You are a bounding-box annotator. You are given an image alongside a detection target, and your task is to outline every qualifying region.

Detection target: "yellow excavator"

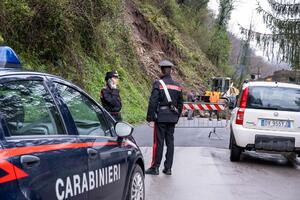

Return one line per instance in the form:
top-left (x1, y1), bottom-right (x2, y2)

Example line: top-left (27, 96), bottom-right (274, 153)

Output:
top-left (202, 77), bottom-right (239, 108)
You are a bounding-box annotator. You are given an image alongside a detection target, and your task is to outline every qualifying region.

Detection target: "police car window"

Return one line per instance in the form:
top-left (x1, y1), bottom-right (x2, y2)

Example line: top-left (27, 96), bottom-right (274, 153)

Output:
top-left (55, 83), bottom-right (111, 136)
top-left (0, 80), bottom-right (65, 136)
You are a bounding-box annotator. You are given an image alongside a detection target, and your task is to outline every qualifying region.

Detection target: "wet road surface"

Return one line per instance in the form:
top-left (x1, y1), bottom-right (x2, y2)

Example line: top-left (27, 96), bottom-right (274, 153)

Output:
top-left (133, 124), bottom-right (300, 200)
top-left (141, 147), bottom-right (300, 200)
top-left (133, 123), bottom-right (230, 148)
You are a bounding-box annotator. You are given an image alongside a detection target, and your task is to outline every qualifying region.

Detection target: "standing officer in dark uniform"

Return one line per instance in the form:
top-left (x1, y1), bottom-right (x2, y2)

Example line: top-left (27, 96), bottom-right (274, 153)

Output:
top-left (145, 60), bottom-right (183, 175)
top-left (100, 70), bottom-right (122, 121)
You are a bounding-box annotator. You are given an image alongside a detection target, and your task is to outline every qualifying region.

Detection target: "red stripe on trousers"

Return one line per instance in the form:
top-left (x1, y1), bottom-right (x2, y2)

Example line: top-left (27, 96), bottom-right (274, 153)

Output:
top-left (151, 123), bottom-right (157, 167)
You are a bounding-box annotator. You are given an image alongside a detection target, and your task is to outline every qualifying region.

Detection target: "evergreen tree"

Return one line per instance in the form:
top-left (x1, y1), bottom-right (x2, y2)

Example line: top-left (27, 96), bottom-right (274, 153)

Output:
top-left (240, 0), bottom-right (300, 70)
top-left (216, 0), bottom-right (234, 28)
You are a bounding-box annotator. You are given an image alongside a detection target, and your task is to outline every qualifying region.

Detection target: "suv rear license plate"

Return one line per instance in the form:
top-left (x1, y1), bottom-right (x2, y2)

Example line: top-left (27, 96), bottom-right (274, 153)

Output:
top-left (261, 119), bottom-right (291, 128)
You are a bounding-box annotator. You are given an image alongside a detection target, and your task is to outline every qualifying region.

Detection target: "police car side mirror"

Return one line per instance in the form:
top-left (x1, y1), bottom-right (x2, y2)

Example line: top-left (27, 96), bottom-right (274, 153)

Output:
top-left (115, 122), bottom-right (134, 138)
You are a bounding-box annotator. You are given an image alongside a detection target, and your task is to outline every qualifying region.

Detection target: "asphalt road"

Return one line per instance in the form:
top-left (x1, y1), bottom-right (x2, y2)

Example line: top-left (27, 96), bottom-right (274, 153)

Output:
top-left (132, 120), bottom-right (230, 148)
top-left (141, 147), bottom-right (300, 200)
top-left (132, 121), bottom-right (300, 200)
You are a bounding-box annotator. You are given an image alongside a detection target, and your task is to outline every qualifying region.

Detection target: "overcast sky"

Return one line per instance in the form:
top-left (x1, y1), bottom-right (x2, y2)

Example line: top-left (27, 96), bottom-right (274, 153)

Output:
top-left (207, 0), bottom-right (271, 36)
top-left (207, 0), bottom-right (291, 71)
top-left (207, 0), bottom-right (274, 57)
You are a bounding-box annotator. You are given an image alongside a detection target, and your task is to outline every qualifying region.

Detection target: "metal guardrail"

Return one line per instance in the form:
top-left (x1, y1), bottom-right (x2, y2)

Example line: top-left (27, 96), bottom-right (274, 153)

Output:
top-left (176, 102), bottom-right (229, 139)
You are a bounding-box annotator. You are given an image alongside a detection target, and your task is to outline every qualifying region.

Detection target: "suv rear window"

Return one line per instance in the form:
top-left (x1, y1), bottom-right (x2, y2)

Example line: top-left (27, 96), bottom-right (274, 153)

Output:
top-left (247, 86), bottom-right (300, 112)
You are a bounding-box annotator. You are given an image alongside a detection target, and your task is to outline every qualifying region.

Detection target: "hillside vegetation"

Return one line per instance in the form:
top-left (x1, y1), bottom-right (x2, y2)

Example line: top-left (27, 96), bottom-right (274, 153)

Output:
top-left (0, 0), bottom-right (230, 123)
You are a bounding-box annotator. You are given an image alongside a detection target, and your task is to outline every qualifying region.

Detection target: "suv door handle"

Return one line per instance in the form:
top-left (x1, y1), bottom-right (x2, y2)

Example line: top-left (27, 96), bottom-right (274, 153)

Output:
top-left (87, 148), bottom-right (98, 159)
top-left (20, 155), bottom-right (40, 168)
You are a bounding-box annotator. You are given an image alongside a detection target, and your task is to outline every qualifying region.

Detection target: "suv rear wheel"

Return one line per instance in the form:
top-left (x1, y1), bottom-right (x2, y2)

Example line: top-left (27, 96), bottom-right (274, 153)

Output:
top-left (230, 133), bottom-right (242, 162)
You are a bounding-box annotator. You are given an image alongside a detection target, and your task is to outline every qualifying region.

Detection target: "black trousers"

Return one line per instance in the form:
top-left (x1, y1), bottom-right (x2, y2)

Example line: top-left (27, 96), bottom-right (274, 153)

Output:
top-left (151, 122), bottom-right (175, 169)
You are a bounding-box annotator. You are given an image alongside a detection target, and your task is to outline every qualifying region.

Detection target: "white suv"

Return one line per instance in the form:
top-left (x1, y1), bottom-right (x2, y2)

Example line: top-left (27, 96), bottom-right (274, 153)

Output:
top-left (230, 81), bottom-right (300, 161)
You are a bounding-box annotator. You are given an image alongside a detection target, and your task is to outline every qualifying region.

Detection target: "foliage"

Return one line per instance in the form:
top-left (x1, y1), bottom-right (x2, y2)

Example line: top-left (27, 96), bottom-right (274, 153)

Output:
top-left (207, 0), bottom-right (234, 75)
top-left (0, 34), bottom-right (3, 44)
top-left (229, 32), bottom-right (274, 84)
top-left (240, 0), bottom-right (300, 70)
top-left (267, 0), bottom-right (300, 18)
top-left (177, 0), bottom-right (209, 10)
top-left (0, 0), bottom-right (233, 122)
top-left (216, 0), bottom-right (235, 28)
top-left (0, 0), bottom-right (150, 123)
top-left (146, 0), bottom-right (212, 52)
top-left (207, 28), bottom-right (232, 73)
top-left (136, 0), bottom-right (221, 86)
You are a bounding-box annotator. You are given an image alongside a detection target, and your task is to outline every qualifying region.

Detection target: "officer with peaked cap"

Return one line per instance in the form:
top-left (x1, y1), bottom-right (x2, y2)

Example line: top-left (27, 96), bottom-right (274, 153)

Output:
top-left (145, 60), bottom-right (183, 175)
top-left (100, 70), bottom-right (122, 121)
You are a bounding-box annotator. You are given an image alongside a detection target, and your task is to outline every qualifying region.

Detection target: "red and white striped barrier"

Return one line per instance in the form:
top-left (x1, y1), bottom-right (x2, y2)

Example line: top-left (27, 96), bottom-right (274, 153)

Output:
top-left (183, 103), bottom-right (225, 111)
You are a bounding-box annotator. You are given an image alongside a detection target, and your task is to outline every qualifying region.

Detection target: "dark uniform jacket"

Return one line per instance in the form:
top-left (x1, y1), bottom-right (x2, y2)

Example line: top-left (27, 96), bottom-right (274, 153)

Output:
top-left (100, 86), bottom-right (122, 116)
top-left (147, 75), bottom-right (183, 123)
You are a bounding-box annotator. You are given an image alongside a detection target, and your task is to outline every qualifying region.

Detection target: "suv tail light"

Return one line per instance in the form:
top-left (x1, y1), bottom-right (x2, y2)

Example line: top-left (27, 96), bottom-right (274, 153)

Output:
top-left (236, 108), bottom-right (245, 125)
top-left (236, 87), bottom-right (249, 125)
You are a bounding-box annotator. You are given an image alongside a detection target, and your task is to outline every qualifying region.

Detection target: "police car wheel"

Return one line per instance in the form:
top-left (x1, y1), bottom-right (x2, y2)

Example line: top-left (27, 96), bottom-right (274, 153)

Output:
top-left (127, 165), bottom-right (145, 200)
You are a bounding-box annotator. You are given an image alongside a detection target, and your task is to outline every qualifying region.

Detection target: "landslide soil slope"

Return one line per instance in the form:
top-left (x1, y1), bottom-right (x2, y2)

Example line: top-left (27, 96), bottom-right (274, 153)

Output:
top-left (123, 0), bottom-right (219, 92)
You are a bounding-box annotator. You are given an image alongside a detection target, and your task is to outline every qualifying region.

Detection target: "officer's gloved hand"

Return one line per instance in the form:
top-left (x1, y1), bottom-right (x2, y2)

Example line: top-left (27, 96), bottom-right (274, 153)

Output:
top-left (111, 83), bottom-right (117, 89)
top-left (108, 79), bottom-right (117, 89)
top-left (147, 121), bottom-right (155, 128)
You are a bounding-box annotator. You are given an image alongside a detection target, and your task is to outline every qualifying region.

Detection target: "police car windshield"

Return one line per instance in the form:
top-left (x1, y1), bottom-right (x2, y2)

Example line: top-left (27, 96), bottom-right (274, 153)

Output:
top-left (247, 86), bottom-right (300, 112)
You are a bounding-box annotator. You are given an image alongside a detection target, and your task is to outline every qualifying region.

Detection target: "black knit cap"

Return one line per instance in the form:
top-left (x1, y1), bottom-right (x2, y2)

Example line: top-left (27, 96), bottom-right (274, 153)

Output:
top-left (105, 70), bottom-right (119, 81)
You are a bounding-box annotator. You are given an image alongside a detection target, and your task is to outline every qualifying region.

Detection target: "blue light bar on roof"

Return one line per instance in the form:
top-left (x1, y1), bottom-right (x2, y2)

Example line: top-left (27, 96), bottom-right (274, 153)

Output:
top-left (0, 46), bottom-right (22, 69)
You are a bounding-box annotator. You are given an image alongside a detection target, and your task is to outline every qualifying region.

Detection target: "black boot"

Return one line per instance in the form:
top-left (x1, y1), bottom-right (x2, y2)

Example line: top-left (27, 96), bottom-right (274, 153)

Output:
top-left (162, 168), bottom-right (172, 175)
top-left (145, 167), bottom-right (159, 175)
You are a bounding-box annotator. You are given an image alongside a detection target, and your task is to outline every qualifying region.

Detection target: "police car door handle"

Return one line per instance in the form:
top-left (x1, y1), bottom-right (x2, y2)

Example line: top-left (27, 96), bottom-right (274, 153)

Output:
top-left (20, 155), bottom-right (40, 168)
top-left (87, 148), bottom-right (98, 159)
